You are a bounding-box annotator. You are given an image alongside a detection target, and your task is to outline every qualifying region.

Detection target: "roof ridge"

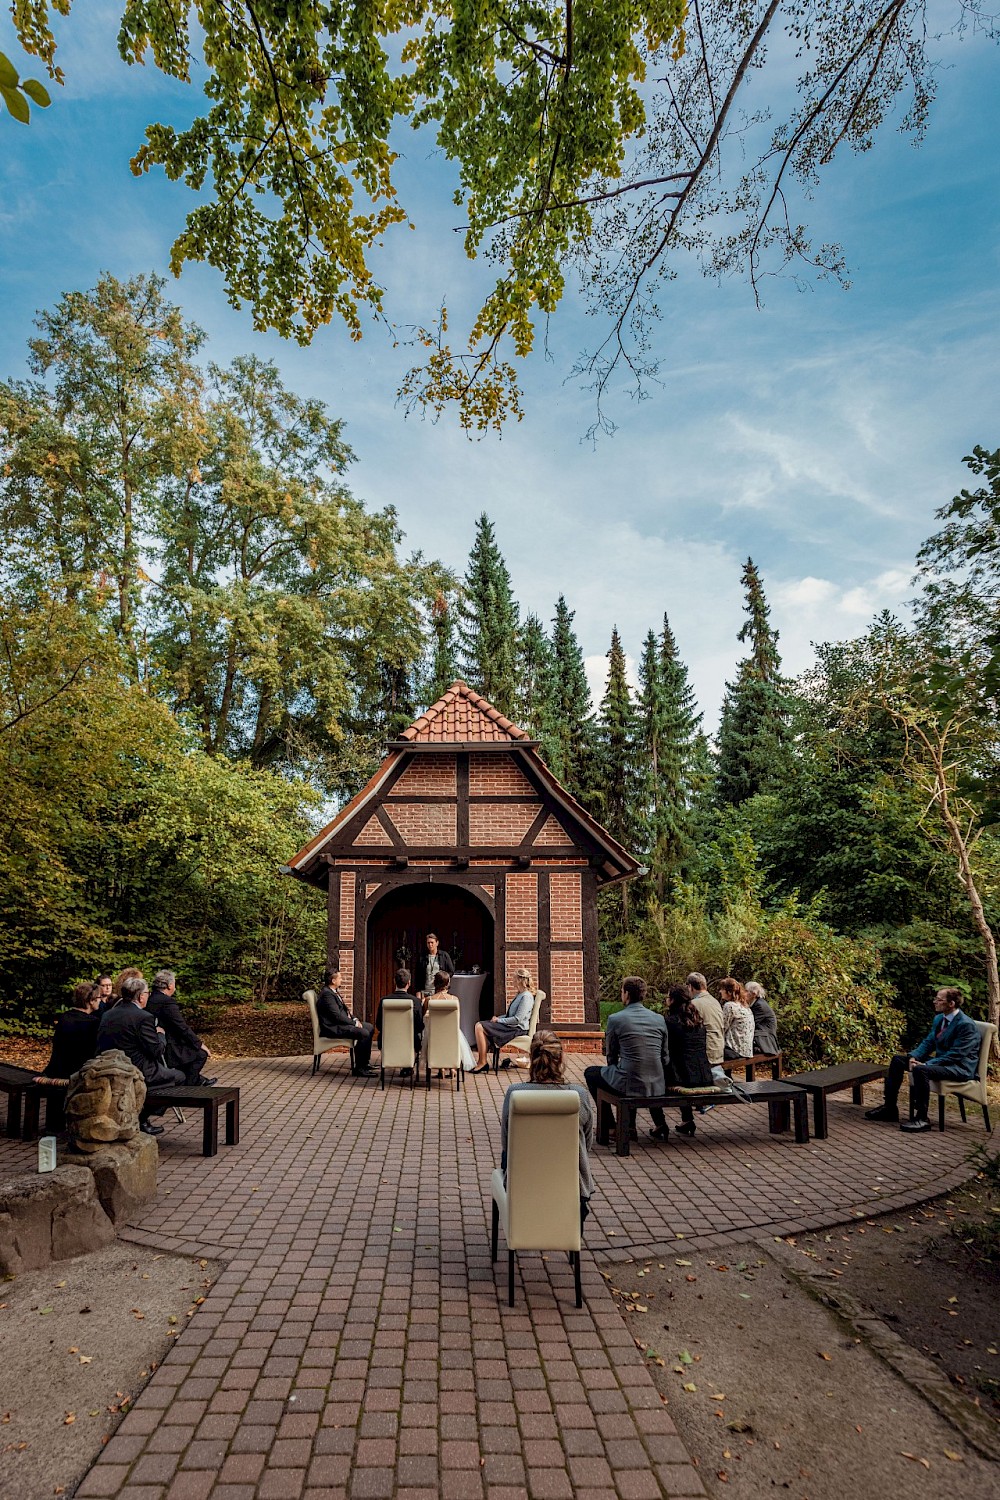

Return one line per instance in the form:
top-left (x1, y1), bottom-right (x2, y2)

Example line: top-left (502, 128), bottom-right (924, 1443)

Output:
top-left (400, 680), bottom-right (529, 743)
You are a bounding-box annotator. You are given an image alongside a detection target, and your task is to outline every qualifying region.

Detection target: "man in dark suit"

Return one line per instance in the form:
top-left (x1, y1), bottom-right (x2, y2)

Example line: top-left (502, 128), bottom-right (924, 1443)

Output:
top-left (317, 967), bottom-right (376, 1075)
top-left (867, 986), bottom-right (982, 1132)
top-left (96, 976), bottom-right (184, 1134)
top-left (375, 968), bottom-right (424, 1068)
top-left (583, 976), bottom-right (672, 1140)
top-left (146, 969), bottom-right (216, 1087)
top-left (413, 933), bottom-right (454, 999)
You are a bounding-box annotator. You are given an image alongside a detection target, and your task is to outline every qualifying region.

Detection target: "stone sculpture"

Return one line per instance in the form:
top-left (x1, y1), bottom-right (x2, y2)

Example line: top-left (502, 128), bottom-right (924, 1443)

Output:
top-left (65, 1050), bottom-right (146, 1152)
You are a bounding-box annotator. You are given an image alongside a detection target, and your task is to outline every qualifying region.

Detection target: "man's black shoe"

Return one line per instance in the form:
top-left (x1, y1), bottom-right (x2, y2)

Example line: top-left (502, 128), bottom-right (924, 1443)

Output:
top-left (140, 1121), bottom-right (164, 1136)
top-left (198, 1076), bottom-right (218, 1087)
top-left (900, 1117), bottom-right (932, 1133)
top-left (400, 1068), bottom-right (412, 1078)
top-left (353, 1066), bottom-right (377, 1077)
top-left (864, 1104), bottom-right (899, 1122)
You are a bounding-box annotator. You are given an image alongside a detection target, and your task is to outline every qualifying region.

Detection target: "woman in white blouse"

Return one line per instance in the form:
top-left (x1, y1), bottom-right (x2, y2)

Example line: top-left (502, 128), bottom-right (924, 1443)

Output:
top-left (718, 977), bottom-right (755, 1059)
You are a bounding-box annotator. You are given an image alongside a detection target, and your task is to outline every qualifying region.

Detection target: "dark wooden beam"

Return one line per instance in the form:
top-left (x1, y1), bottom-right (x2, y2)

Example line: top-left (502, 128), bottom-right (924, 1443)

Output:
top-left (538, 872), bottom-right (552, 1027)
top-left (457, 753), bottom-right (470, 847)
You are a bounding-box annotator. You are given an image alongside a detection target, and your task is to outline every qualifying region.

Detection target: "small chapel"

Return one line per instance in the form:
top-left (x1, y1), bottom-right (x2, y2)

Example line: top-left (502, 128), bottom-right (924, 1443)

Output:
top-left (284, 682), bottom-right (639, 1035)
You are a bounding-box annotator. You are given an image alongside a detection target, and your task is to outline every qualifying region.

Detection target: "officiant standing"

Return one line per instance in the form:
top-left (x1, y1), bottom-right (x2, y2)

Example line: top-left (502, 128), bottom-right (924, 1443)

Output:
top-left (414, 932), bottom-right (455, 999)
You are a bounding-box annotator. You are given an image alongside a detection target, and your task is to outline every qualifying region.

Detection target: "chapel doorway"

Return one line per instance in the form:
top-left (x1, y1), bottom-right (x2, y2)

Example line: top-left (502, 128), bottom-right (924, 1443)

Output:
top-left (365, 883), bottom-right (494, 1024)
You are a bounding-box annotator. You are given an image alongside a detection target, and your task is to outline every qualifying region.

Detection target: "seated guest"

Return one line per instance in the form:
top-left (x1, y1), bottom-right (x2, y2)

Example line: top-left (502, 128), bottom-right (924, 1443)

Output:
top-left (375, 967), bottom-right (423, 1075)
top-left (414, 932), bottom-right (455, 1000)
top-left (317, 967), bottom-right (376, 1076)
top-left (93, 974), bottom-right (114, 1012)
top-left (111, 966), bottom-right (144, 1004)
top-left (866, 987), bottom-right (981, 1132)
top-left (146, 970), bottom-right (216, 1087)
top-left (718, 978), bottom-right (755, 1059)
top-left (471, 968), bottom-right (536, 1074)
top-left (502, 1030), bottom-right (595, 1225)
top-left (664, 984), bottom-right (714, 1139)
top-left (34, 982), bottom-right (101, 1083)
top-left (96, 975), bottom-right (185, 1135)
top-left (583, 976), bottom-right (671, 1140)
top-left (745, 981), bottom-right (779, 1056)
top-left (687, 972), bottom-right (726, 1081)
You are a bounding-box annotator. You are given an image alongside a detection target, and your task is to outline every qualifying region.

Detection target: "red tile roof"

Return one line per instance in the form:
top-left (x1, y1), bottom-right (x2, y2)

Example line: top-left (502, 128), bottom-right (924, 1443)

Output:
top-left (399, 681), bottom-right (531, 744)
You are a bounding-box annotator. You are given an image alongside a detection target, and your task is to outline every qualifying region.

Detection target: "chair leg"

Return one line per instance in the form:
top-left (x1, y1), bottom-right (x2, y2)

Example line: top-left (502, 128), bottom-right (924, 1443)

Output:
top-left (983, 1103), bottom-right (992, 1134)
top-left (426, 1063), bottom-right (431, 1090)
top-left (313, 1054), bottom-right (319, 1076)
top-left (456, 1066), bottom-right (462, 1093)
top-left (508, 1251), bottom-right (515, 1307)
top-left (958, 1096), bottom-right (967, 1123)
top-left (491, 1200), bottom-right (499, 1262)
top-left (938, 1094), bottom-right (946, 1132)
top-left (380, 1067), bottom-right (385, 1091)
top-left (492, 1047), bottom-right (500, 1074)
top-left (573, 1251), bottom-right (582, 1309)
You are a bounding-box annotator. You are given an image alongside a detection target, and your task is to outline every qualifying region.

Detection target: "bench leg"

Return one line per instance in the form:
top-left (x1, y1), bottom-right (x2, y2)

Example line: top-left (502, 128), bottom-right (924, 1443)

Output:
top-left (4, 1089), bottom-right (23, 1139)
top-left (768, 1100), bottom-right (790, 1134)
top-left (745, 1062), bottom-right (756, 1081)
top-left (615, 1101), bottom-right (631, 1158)
top-left (770, 1058), bottom-right (781, 1081)
top-left (21, 1089), bottom-right (41, 1141)
top-left (793, 1094), bottom-right (810, 1144)
top-left (202, 1103), bottom-right (220, 1157)
top-left (226, 1097), bottom-right (239, 1146)
top-left (813, 1093), bottom-right (828, 1141)
top-left (852, 1082), bottom-right (863, 1104)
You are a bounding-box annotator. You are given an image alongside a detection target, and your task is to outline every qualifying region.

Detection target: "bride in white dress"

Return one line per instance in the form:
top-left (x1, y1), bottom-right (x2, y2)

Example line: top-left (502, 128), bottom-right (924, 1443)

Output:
top-left (424, 974), bottom-right (476, 1073)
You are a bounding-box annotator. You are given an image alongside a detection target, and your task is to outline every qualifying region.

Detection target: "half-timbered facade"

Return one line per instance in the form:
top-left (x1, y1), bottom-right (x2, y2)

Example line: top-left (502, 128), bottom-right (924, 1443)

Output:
top-left (284, 682), bottom-right (639, 1030)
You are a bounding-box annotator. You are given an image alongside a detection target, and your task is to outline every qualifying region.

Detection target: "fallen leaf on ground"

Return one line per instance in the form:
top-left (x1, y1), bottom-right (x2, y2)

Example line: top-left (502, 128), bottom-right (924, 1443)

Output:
top-left (901, 1453), bottom-right (930, 1469)
top-left (943, 1450), bottom-right (964, 1463)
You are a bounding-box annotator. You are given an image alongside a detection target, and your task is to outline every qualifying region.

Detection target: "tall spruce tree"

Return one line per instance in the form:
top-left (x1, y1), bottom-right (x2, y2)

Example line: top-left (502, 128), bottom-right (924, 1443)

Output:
top-left (637, 614), bottom-right (703, 894)
top-left (516, 613), bottom-right (558, 756)
top-left (595, 628), bottom-right (642, 922)
top-left (716, 558), bottom-right (790, 806)
top-left (457, 513), bottom-right (519, 716)
top-left (428, 590), bottom-right (459, 703)
top-left (548, 595), bottom-right (593, 800)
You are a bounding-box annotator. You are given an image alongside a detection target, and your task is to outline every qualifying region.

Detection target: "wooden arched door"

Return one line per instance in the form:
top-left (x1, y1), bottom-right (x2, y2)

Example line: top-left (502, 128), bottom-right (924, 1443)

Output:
top-left (365, 882), bottom-right (494, 1023)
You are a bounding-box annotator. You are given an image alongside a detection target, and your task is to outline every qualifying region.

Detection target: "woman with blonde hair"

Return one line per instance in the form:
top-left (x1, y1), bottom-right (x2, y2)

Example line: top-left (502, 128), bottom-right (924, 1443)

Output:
top-left (499, 1029), bottom-right (595, 1222)
top-left (718, 977), bottom-right (755, 1060)
top-left (471, 966), bottom-right (536, 1074)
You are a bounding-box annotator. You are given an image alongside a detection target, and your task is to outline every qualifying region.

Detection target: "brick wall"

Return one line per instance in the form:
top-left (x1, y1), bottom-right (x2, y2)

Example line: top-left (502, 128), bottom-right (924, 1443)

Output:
top-left (388, 802), bottom-right (457, 847)
top-left (470, 802), bottom-right (539, 844)
top-left (549, 872), bottom-right (582, 942)
top-left (549, 950), bottom-right (585, 1024)
top-left (339, 879), bottom-right (356, 943)
top-left (339, 950), bottom-right (355, 1008)
top-left (356, 816), bottom-right (392, 846)
top-left (534, 815), bottom-right (574, 847)
top-left (504, 873), bottom-right (538, 942)
top-left (366, 883), bottom-right (381, 901)
top-left (392, 757), bottom-right (457, 796)
top-left (469, 754), bottom-right (535, 797)
top-left (504, 950), bottom-right (538, 996)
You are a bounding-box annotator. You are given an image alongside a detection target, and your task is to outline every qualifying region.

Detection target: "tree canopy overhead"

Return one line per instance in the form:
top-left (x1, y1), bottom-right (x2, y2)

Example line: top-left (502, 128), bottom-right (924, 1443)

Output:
top-left (11, 1), bottom-right (990, 430)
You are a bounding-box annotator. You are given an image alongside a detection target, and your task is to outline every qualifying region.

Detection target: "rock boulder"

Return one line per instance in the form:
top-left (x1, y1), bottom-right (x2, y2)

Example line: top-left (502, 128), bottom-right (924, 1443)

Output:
top-left (64, 1134), bottom-right (158, 1224)
top-left (0, 1166), bottom-right (115, 1274)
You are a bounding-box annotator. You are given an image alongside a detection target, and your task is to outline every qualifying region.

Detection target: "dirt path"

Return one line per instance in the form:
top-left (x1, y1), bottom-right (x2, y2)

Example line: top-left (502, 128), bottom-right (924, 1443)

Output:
top-left (605, 1233), bottom-right (999, 1499)
top-left (0, 1242), bottom-right (217, 1500)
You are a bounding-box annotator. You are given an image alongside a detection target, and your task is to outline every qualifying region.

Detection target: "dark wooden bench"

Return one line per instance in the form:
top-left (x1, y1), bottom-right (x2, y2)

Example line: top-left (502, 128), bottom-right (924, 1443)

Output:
top-left (0, 1063), bottom-right (35, 1138)
top-left (596, 1079), bottom-right (809, 1157)
top-left (144, 1084), bottom-right (240, 1157)
top-left (780, 1062), bottom-right (888, 1140)
top-left (721, 1051), bottom-right (782, 1081)
top-left (22, 1078), bottom-right (68, 1138)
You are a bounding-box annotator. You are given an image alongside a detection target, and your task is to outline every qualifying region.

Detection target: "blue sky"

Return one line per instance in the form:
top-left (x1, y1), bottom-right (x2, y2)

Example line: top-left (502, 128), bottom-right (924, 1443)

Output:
top-left (2, 7), bottom-right (998, 725)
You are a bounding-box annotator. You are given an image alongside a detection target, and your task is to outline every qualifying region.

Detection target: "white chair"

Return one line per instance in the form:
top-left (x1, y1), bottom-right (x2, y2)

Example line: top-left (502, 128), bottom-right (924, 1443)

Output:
top-left (491, 1089), bottom-right (583, 1307)
top-left (491, 990), bottom-right (546, 1073)
top-left (424, 997), bottom-right (464, 1091)
top-left (928, 1020), bottom-right (996, 1133)
top-left (380, 997), bottom-right (417, 1090)
top-left (303, 989), bottom-right (355, 1076)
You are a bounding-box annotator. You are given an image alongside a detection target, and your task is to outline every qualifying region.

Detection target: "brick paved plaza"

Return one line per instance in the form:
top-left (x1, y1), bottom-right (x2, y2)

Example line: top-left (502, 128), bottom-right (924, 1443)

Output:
top-left (0, 1054), bottom-right (980, 1499)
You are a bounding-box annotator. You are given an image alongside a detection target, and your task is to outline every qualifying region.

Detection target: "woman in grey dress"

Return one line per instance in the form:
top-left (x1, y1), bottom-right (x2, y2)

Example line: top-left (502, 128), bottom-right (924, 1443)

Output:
top-left (500, 1030), bottom-right (594, 1224)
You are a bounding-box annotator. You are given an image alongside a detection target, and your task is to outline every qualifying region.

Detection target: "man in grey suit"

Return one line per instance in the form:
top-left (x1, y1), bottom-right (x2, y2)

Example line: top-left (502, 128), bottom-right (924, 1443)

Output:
top-left (584, 976), bottom-right (672, 1140)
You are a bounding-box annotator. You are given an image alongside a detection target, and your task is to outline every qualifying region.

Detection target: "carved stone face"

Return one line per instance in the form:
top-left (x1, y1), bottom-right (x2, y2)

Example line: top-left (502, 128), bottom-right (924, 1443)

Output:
top-left (65, 1051), bottom-right (146, 1153)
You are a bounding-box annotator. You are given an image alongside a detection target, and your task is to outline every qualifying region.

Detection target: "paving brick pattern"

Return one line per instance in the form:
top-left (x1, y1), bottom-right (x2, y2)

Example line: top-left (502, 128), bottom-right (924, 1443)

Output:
top-left (0, 1054), bottom-right (979, 1499)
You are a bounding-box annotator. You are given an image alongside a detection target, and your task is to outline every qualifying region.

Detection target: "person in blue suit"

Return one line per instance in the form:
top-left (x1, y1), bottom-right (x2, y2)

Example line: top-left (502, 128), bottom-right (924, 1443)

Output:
top-left (866, 987), bottom-right (981, 1133)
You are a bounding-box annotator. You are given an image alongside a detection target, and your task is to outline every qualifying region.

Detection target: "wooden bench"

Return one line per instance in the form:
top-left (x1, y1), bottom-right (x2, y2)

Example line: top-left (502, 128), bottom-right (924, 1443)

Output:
top-left (22, 1079), bottom-right (68, 1138)
top-left (595, 1079), bottom-right (810, 1157)
top-left (144, 1084), bottom-right (240, 1157)
top-left (0, 1063), bottom-right (35, 1138)
top-left (780, 1062), bottom-right (888, 1140)
top-left (721, 1051), bottom-right (782, 1081)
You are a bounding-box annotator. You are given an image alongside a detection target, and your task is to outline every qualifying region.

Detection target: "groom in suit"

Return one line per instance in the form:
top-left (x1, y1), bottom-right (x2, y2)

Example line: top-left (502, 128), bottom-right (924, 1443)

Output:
top-left (316, 968), bottom-right (376, 1076)
top-left (866, 987), bottom-right (981, 1132)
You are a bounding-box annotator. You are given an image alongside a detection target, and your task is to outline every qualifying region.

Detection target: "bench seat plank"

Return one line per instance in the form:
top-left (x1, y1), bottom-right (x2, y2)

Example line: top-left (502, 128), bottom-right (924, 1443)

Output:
top-left (144, 1084), bottom-right (240, 1157)
top-left (596, 1081), bottom-right (809, 1156)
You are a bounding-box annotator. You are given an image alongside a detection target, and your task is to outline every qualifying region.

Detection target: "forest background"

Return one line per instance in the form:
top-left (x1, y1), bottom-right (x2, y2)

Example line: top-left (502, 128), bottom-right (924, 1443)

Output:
top-left (2, 273), bottom-right (999, 1070)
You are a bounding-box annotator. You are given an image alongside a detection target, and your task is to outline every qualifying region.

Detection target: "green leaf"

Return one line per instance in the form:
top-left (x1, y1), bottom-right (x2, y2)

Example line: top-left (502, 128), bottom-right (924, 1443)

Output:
top-left (22, 79), bottom-right (51, 108)
top-left (0, 52), bottom-right (18, 89)
top-left (1, 84), bottom-right (30, 124)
